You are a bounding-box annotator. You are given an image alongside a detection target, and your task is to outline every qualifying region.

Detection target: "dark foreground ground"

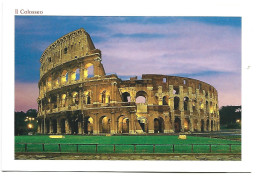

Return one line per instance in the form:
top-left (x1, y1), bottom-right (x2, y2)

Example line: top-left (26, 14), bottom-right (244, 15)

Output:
top-left (15, 152), bottom-right (241, 161)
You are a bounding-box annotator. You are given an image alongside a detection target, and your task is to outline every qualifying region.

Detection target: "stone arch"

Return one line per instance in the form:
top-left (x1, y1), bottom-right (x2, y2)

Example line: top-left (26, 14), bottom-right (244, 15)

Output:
top-left (206, 119), bottom-right (210, 131)
top-left (136, 91), bottom-right (147, 104)
top-left (193, 119), bottom-right (199, 132)
top-left (61, 94), bottom-right (66, 107)
top-left (201, 119), bottom-right (205, 132)
top-left (47, 76), bottom-right (52, 90)
top-left (163, 96), bottom-right (168, 105)
top-left (60, 118), bottom-right (66, 134)
top-left (184, 118), bottom-right (190, 132)
top-left (83, 91), bottom-right (91, 104)
top-left (174, 117), bottom-right (181, 132)
top-left (192, 99), bottom-right (197, 112)
top-left (52, 119), bottom-right (57, 134)
top-left (154, 117), bottom-right (164, 133)
top-left (61, 70), bottom-right (68, 84)
top-left (84, 63), bottom-right (94, 79)
top-left (173, 87), bottom-right (179, 94)
top-left (71, 68), bottom-right (80, 81)
top-left (99, 116), bottom-right (111, 133)
top-left (184, 97), bottom-right (189, 111)
top-left (137, 116), bottom-right (147, 132)
top-left (174, 97), bottom-right (180, 110)
top-left (117, 115), bottom-right (129, 133)
top-left (72, 91), bottom-right (79, 105)
top-left (84, 116), bottom-right (94, 134)
top-left (122, 92), bottom-right (131, 102)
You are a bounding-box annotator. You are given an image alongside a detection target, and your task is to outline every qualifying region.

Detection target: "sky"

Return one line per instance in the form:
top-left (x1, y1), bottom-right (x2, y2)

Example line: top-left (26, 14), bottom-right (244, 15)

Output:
top-left (15, 16), bottom-right (241, 112)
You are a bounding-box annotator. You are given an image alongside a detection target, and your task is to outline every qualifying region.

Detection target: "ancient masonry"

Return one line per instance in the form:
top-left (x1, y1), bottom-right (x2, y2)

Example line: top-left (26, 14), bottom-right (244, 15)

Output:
top-left (37, 28), bottom-right (220, 135)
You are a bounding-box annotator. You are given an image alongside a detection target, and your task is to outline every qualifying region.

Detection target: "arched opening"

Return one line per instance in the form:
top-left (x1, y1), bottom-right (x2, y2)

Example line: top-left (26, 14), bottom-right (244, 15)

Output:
top-left (61, 119), bottom-right (66, 134)
top-left (71, 68), bottom-right (80, 81)
top-left (71, 118), bottom-right (78, 134)
top-left (206, 119), bottom-right (210, 131)
top-left (154, 117), bottom-right (164, 133)
top-left (136, 91), bottom-right (147, 104)
top-left (201, 120), bottom-right (205, 132)
top-left (137, 116), bottom-right (146, 132)
top-left (99, 116), bottom-right (111, 133)
top-left (174, 117), bottom-right (181, 132)
top-left (83, 91), bottom-right (91, 104)
top-left (47, 77), bottom-right (52, 90)
top-left (211, 120), bottom-right (214, 131)
top-left (61, 94), bottom-right (66, 107)
top-left (54, 78), bottom-right (59, 88)
top-left (193, 100), bottom-right (197, 112)
top-left (46, 119), bottom-right (50, 134)
top-left (100, 90), bottom-right (110, 103)
top-left (72, 92), bottom-right (79, 105)
top-left (118, 116), bottom-right (129, 133)
top-left (61, 70), bottom-right (68, 84)
top-left (84, 116), bottom-right (93, 134)
top-left (122, 92), bottom-right (131, 102)
top-left (193, 119), bottom-right (198, 132)
top-left (84, 63), bottom-right (94, 79)
top-left (206, 101), bottom-right (209, 111)
top-left (184, 97), bottom-right (189, 111)
top-left (163, 96), bottom-right (168, 105)
top-left (174, 97), bottom-right (180, 110)
top-left (173, 87), bottom-right (179, 94)
top-left (52, 119), bottom-right (57, 134)
top-left (210, 102), bottom-right (213, 114)
top-left (184, 118), bottom-right (190, 132)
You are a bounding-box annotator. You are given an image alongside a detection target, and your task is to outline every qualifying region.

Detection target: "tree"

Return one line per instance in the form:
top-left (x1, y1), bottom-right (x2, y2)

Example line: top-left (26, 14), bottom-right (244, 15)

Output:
top-left (219, 106), bottom-right (241, 129)
top-left (15, 109), bottom-right (38, 135)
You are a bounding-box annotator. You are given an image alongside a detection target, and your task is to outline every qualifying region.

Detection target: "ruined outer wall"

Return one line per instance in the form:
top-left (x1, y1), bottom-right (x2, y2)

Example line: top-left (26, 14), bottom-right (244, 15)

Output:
top-left (37, 28), bottom-right (220, 135)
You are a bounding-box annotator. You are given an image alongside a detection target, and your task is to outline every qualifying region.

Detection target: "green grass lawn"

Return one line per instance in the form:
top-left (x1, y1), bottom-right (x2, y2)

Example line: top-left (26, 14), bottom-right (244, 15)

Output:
top-left (15, 135), bottom-right (241, 154)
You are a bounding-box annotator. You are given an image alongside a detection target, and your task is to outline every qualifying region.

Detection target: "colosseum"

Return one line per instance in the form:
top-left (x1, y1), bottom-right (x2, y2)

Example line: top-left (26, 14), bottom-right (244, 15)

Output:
top-left (37, 28), bottom-right (220, 135)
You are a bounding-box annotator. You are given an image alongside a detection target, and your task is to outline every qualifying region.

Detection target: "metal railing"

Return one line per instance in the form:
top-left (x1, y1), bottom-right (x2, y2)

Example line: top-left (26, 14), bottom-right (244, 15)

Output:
top-left (16, 143), bottom-right (241, 154)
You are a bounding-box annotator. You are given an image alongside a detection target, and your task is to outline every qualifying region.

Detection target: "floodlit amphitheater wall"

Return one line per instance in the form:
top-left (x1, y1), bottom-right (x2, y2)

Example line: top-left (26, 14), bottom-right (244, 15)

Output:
top-left (37, 28), bottom-right (220, 135)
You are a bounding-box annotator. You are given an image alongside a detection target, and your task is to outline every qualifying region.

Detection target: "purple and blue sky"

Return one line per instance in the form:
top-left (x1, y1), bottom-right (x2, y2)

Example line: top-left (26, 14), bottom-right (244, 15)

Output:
top-left (15, 16), bottom-right (241, 112)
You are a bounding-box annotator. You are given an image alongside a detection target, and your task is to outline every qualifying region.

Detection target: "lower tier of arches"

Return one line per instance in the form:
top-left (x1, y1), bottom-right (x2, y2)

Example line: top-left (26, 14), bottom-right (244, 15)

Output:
top-left (37, 111), bottom-right (220, 135)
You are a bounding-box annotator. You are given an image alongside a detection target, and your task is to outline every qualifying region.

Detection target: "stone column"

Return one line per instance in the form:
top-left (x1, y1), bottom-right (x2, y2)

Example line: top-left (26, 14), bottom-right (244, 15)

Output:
top-left (189, 117), bottom-right (194, 132)
top-left (93, 113), bottom-right (99, 134)
top-left (158, 86), bottom-right (163, 105)
top-left (78, 121), bottom-right (82, 134)
top-left (197, 119), bottom-right (201, 132)
top-left (148, 115), bottom-right (154, 133)
top-left (179, 86), bottom-right (184, 111)
top-left (49, 120), bottom-right (53, 134)
top-left (79, 90), bottom-right (82, 109)
top-left (44, 117), bottom-right (47, 134)
top-left (129, 111), bottom-right (136, 134)
top-left (110, 112), bottom-right (116, 134)
top-left (65, 119), bottom-right (71, 134)
top-left (80, 63), bottom-right (84, 81)
top-left (57, 94), bottom-right (60, 111)
top-left (164, 113), bottom-right (173, 133)
top-left (147, 86), bottom-right (153, 105)
top-left (180, 111), bottom-right (185, 132)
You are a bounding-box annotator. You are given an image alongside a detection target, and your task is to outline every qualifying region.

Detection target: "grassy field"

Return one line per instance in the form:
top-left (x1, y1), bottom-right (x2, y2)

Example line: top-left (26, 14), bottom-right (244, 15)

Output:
top-left (15, 135), bottom-right (241, 154)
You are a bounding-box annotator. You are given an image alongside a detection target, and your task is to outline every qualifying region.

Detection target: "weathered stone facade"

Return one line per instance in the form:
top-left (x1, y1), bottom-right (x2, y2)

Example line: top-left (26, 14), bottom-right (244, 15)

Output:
top-left (37, 28), bottom-right (220, 135)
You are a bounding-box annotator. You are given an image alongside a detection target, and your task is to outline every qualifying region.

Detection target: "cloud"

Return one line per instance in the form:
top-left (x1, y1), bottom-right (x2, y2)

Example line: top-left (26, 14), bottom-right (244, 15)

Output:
top-left (93, 21), bottom-right (240, 77)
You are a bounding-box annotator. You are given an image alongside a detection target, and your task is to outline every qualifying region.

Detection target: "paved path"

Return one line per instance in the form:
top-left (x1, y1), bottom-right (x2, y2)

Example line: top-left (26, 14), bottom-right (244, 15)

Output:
top-left (15, 153), bottom-right (241, 161)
